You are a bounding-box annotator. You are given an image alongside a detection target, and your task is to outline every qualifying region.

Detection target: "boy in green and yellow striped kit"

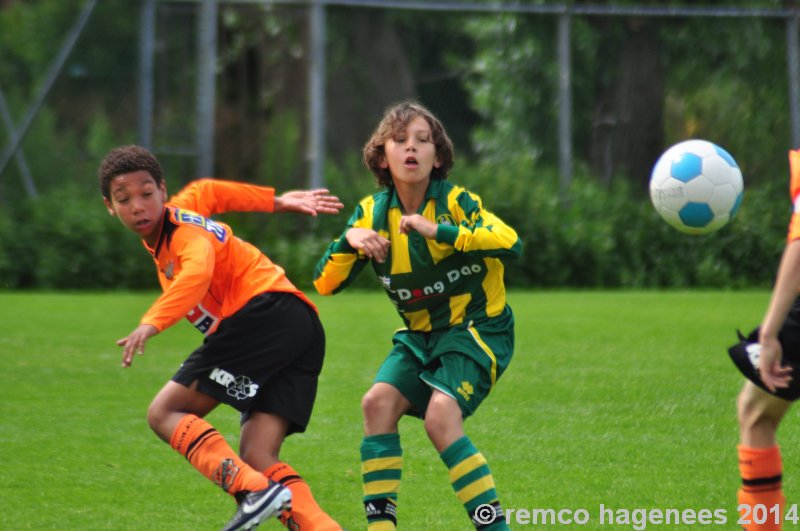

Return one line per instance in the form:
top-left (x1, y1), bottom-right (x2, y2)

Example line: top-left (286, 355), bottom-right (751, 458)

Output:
top-left (314, 101), bottom-right (521, 530)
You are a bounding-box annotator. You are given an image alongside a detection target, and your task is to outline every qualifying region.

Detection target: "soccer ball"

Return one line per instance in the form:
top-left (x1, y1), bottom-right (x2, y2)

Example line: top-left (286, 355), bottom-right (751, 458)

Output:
top-left (649, 139), bottom-right (744, 235)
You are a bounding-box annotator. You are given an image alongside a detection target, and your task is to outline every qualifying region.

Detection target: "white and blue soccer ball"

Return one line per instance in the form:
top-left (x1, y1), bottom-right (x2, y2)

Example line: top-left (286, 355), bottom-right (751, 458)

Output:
top-left (649, 139), bottom-right (744, 235)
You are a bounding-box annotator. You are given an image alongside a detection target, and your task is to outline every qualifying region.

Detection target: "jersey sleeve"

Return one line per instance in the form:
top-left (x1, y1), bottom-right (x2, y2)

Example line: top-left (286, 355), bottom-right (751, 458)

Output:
top-left (168, 179), bottom-right (275, 217)
top-left (434, 187), bottom-right (523, 259)
top-left (789, 150), bottom-right (800, 242)
top-left (313, 203), bottom-right (371, 295)
top-left (140, 229), bottom-right (215, 331)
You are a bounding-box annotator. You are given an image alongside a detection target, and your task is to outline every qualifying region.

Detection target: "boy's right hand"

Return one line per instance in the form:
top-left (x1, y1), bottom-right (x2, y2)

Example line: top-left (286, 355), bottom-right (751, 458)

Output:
top-left (117, 324), bottom-right (159, 368)
top-left (346, 228), bottom-right (390, 263)
top-left (758, 336), bottom-right (793, 392)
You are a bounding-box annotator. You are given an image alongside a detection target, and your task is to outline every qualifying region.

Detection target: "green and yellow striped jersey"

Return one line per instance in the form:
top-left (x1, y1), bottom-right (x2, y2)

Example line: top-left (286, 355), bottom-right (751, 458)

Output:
top-left (313, 179), bottom-right (522, 332)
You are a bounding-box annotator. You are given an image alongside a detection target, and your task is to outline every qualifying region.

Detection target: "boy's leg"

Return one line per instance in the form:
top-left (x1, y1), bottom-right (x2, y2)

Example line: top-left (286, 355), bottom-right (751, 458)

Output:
top-left (737, 381), bottom-right (792, 531)
top-left (426, 391), bottom-right (508, 530)
top-left (240, 411), bottom-right (341, 530)
top-left (149, 381), bottom-right (272, 496)
top-left (360, 383), bottom-right (413, 530)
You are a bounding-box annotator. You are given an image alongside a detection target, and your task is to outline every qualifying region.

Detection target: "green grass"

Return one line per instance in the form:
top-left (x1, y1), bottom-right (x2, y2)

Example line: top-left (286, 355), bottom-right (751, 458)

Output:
top-left (0, 290), bottom-right (794, 530)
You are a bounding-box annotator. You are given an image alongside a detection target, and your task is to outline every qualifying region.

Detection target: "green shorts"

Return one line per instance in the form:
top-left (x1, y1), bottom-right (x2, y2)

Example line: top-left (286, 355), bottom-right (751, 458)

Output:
top-left (374, 305), bottom-right (514, 419)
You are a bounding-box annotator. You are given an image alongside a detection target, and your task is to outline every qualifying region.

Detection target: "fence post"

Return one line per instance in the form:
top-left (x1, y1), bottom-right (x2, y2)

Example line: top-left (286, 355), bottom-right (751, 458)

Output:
top-left (557, 8), bottom-right (573, 201)
top-left (788, 12), bottom-right (800, 149)
top-left (196, 0), bottom-right (217, 177)
top-left (138, 0), bottom-right (156, 150)
top-left (308, 0), bottom-right (327, 189)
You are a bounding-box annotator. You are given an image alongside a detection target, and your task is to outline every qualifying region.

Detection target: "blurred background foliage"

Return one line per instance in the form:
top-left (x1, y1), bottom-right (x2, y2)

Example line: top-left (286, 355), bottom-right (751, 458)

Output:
top-left (0, 0), bottom-right (796, 290)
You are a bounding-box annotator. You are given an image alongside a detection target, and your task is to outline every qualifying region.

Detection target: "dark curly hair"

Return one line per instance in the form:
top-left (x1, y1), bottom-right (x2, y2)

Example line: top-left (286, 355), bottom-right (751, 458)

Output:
top-left (98, 145), bottom-right (164, 199)
top-left (363, 101), bottom-right (455, 188)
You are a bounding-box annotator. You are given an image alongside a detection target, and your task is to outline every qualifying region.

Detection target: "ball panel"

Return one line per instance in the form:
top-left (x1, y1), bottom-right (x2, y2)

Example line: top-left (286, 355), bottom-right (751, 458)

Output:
top-left (679, 202), bottom-right (715, 229)
top-left (650, 178), bottom-right (688, 212)
top-left (708, 184), bottom-right (739, 215)
top-left (685, 174), bottom-right (715, 201)
top-left (671, 153), bottom-right (703, 183)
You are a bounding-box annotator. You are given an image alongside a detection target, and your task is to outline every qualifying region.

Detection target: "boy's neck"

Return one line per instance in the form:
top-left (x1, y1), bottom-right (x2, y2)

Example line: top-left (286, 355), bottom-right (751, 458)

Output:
top-left (394, 181), bottom-right (428, 215)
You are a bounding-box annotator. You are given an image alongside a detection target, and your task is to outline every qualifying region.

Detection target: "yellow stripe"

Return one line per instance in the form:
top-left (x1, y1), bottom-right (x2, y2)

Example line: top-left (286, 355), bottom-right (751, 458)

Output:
top-left (468, 326), bottom-right (497, 386)
top-left (387, 208), bottom-right (412, 274)
top-left (362, 456), bottom-right (403, 474)
top-left (313, 251), bottom-right (358, 295)
top-left (455, 476), bottom-right (496, 504)
top-left (448, 453), bottom-right (487, 483)
top-left (481, 257), bottom-right (506, 317)
top-left (424, 200), bottom-right (455, 265)
top-left (364, 479), bottom-right (402, 496)
top-left (359, 196), bottom-right (376, 229)
top-left (449, 293), bottom-right (471, 326)
top-left (368, 521), bottom-right (397, 531)
top-left (404, 308), bottom-right (432, 331)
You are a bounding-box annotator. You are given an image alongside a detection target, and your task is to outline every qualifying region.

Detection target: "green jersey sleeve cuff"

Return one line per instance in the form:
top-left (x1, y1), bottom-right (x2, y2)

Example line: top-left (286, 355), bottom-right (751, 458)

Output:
top-left (435, 224), bottom-right (459, 245)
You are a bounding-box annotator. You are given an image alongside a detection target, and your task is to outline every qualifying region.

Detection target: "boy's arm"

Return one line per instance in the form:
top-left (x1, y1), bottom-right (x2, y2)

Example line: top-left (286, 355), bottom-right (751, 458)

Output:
top-left (758, 149), bottom-right (800, 390)
top-left (169, 179), bottom-right (274, 216)
top-left (758, 240), bottom-right (800, 391)
top-left (404, 188), bottom-right (522, 258)
top-left (313, 205), bottom-right (377, 295)
top-left (140, 232), bottom-right (215, 333)
top-left (168, 179), bottom-right (341, 218)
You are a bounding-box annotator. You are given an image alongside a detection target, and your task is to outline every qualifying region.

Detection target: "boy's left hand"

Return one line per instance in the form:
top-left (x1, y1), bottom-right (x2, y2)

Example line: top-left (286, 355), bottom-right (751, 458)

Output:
top-left (275, 189), bottom-right (344, 217)
top-left (117, 324), bottom-right (159, 368)
top-left (399, 214), bottom-right (437, 239)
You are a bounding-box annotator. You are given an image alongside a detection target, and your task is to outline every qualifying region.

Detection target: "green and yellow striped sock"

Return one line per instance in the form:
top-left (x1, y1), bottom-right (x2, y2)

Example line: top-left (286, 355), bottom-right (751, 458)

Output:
top-left (441, 435), bottom-right (508, 530)
top-left (361, 433), bottom-right (402, 530)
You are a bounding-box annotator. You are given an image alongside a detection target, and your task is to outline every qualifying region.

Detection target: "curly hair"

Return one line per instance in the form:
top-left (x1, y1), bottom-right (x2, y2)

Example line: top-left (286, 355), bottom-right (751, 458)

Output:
top-left (363, 101), bottom-right (455, 188)
top-left (98, 145), bottom-right (164, 199)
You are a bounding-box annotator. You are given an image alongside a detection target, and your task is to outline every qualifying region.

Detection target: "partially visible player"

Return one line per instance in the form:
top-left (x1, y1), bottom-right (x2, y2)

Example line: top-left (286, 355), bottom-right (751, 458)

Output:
top-left (728, 150), bottom-right (800, 531)
top-left (99, 145), bottom-right (343, 531)
top-left (313, 101), bottom-right (521, 530)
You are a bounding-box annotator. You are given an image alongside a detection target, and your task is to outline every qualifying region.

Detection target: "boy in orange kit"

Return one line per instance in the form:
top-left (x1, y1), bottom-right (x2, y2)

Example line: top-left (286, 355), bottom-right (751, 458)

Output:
top-left (99, 145), bottom-right (343, 531)
top-left (729, 149), bottom-right (800, 530)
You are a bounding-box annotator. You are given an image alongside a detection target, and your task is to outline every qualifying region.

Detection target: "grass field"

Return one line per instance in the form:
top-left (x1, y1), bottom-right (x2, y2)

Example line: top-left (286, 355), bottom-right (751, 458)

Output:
top-left (0, 290), bottom-right (795, 530)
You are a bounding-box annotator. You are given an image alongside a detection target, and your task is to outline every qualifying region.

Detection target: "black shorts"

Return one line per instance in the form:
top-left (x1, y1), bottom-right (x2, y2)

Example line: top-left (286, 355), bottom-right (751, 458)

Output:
top-left (173, 292), bottom-right (325, 435)
top-left (728, 309), bottom-right (800, 401)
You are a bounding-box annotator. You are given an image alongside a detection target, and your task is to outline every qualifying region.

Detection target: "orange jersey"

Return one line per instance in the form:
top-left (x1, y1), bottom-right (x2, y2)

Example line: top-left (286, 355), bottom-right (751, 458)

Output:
top-left (789, 150), bottom-right (800, 242)
top-left (139, 179), bottom-right (315, 335)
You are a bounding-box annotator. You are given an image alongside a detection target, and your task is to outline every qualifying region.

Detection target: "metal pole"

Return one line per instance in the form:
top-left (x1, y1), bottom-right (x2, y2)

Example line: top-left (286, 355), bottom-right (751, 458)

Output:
top-left (788, 14), bottom-right (800, 149)
top-left (557, 10), bottom-right (573, 199)
top-left (0, 0), bottom-right (98, 180)
top-left (196, 0), bottom-right (217, 176)
top-left (0, 88), bottom-right (36, 197)
top-left (138, 0), bottom-right (156, 149)
top-left (308, 0), bottom-right (326, 188)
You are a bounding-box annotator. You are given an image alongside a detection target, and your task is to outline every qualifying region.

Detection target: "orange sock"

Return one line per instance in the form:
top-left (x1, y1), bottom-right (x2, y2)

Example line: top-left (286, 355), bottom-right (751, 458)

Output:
top-left (170, 414), bottom-right (269, 497)
top-left (264, 462), bottom-right (341, 530)
top-left (738, 445), bottom-right (785, 531)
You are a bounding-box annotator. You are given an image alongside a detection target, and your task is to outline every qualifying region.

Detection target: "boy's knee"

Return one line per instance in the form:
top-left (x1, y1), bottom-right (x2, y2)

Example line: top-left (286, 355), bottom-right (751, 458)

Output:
top-left (736, 384), bottom-right (786, 436)
top-left (361, 388), bottom-right (387, 421)
top-left (361, 385), bottom-right (405, 422)
top-left (146, 400), bottom-right (167, 434)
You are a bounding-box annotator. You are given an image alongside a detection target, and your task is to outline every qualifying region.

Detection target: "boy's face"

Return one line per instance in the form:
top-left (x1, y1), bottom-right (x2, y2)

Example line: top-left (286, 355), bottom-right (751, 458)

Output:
top-left (103, 170), bottom-right (167, 245)
top-left (380, 115), bottom-right (440, 187)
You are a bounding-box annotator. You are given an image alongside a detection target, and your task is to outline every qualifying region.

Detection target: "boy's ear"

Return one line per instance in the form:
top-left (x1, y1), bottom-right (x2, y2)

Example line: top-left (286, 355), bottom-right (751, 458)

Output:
top-left (159, 179), bottom-right (168, 200)
top-left (379, 155), bottom-right (389, 169)
top-left (434, 158), bottom-right (442, 169)
top-left (103, 197), bottom-right (116, 216)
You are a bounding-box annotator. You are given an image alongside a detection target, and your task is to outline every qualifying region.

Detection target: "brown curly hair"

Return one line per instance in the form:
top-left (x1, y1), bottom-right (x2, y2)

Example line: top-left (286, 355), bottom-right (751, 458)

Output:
top-left (363, 101), bottom-right (455, 188)
top-left (98, 145), bottom-right (164, 199)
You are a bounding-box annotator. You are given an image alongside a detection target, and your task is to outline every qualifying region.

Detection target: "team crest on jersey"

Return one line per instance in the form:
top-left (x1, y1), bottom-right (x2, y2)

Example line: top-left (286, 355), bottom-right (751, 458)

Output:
top-left (437, 213), bottom-right (457, 226)
top-left (378, 275), bottom-right (392, 289)
top-left (164, 260), bottom-right (175, 280)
